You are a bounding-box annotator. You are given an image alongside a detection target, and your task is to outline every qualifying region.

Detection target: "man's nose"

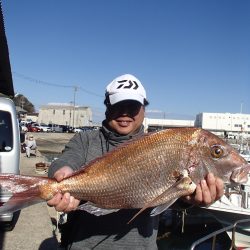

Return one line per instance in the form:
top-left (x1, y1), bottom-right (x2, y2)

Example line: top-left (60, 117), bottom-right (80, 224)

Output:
top-left (119, 106), bottom-right (130, 115)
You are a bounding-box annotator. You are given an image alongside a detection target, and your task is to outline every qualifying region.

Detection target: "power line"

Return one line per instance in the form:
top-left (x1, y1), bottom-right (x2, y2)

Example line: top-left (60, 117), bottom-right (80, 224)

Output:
top-left (13, 71), bottom-right (72, 88)
top-left (78, 86), bottom-right (103, 97)
top-left (13, 71), bottom-right (103, 98)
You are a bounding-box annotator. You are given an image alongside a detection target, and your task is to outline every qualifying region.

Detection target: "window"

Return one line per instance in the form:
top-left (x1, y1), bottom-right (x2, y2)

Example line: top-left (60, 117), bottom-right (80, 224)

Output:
top-left (234, 124), bottom-right (242, 128)
top-left (0, 111), bottom-right (13, 152)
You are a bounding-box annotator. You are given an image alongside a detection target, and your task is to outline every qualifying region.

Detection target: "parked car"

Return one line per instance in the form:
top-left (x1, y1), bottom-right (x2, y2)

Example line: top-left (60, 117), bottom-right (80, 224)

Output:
top-left (0, 97), bottom-right (21, 230)
top-left (48, 124), bottom-right (63, 133)
top-left (26, 123), bottom-right (41, 132)
top-left (73, 127), bottom-right (83, 133)
top-left (60, 125), bottom-right (74, 133)
top-left (37, 124), bottom-right (52, 132)
top-left (80, 126), bottom-right (95, 131)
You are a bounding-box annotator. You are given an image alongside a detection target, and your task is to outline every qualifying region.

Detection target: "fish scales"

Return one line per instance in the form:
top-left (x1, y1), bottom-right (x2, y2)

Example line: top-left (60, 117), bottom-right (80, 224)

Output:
top-left (46, 128), bottom-right (246, 208)
top-left (54, 128), bottom-right (199, 208)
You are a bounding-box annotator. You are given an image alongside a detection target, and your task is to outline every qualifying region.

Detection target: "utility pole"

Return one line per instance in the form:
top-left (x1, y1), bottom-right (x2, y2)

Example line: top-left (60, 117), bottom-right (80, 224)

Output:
top-left (72, 86), bottom-right (77, 128)
top-left (19, 96), bottom-right (25, 110)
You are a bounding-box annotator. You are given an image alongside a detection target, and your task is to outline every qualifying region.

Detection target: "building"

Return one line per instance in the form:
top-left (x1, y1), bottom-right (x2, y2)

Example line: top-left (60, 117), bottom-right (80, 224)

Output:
top-left (26, 113), bottom-right (39, 123)
top-left (16, 106), bottom-right (27, 119)
top-left (143, 112), bottom-right (250, 138)
top-left (38, 103), bottom-right (92, 127)
top-left (195, 112), bottom-right (250, 137)
top-left (143, 118), bottom-right (194, 132)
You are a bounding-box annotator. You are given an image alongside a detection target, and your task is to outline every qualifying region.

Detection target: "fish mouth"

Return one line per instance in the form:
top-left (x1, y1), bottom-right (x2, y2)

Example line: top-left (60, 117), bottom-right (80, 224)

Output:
top-left (231, 164), bottom-right (250, 183)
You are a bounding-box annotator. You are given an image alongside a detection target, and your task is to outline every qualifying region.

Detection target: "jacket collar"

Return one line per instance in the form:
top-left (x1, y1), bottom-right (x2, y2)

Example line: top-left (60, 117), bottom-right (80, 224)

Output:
top-left (100, 121), bottom-right (145, 147)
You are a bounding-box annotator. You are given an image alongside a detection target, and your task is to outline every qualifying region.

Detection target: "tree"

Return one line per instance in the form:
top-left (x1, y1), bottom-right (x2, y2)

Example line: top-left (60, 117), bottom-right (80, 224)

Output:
top-left (13, 94), bottom-right (35, 113)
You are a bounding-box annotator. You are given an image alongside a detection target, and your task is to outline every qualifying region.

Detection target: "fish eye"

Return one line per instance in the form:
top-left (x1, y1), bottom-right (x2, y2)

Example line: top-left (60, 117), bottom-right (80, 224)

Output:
top-left (211, 145), bottom-right (224, 158)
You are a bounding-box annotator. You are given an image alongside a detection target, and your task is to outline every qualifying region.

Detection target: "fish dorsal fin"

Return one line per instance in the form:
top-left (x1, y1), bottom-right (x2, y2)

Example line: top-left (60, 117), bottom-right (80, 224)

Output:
top-left (127, 177), bottom-right (196, 224)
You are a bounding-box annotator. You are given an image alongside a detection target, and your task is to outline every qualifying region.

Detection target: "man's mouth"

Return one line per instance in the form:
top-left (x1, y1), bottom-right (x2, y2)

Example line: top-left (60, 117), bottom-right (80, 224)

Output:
top-left (116, 119), bottom-right (132, 127)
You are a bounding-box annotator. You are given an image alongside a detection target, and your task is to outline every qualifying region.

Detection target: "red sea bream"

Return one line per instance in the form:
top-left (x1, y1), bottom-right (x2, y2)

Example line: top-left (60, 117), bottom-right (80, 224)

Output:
top-left (0, 128), bottom-right (249, 221)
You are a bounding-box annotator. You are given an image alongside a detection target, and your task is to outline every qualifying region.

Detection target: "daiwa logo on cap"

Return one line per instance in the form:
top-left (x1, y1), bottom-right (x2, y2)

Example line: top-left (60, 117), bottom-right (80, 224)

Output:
top-left (106, 74), bottom-right (147, 105)
top-left (116, 79), bottom-right (139, 90)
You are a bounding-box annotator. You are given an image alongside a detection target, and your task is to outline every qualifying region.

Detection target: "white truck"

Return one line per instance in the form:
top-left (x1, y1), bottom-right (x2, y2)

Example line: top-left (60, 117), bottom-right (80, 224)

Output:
top-left (0, 3), bottom-right (21, 230)
top-left (0, 96), bottom-right (21, 230)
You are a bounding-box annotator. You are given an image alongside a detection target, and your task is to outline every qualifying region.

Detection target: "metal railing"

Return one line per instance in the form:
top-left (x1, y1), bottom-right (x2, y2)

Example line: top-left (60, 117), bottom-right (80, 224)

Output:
top-left (190, 218), bottom-right (250, 250)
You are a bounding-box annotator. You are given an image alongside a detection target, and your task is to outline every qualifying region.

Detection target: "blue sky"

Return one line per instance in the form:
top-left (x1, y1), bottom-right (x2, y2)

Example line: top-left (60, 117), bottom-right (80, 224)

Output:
top-left (2, 0), bottom-right (250, 123)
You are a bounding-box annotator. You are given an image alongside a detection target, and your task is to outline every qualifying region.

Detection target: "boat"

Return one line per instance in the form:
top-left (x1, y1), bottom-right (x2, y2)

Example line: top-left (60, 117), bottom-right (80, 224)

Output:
top-left (157, 140), bottom-right (250, 249)
top-left (240, 148), bottom-right (250, 163)
top-left (158, 175), bottom-right (250, 248)
top-left (230, 141), bottom-right (250, 163)
top-left (203, 179), bottom-right (250, 248)
top-left (193, 141), bottom-right (250, 248)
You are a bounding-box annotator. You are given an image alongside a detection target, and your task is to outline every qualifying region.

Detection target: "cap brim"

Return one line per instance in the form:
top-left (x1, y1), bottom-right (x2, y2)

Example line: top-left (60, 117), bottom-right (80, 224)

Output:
top-left (109, 93), bottom-right (144, 105)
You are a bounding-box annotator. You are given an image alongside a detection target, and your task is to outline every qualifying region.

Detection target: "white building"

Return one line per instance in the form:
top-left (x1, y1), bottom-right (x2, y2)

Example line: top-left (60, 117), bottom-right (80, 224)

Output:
top-left (38, 103), bottom-right (92, 127)
top-left (195, 112), bottom-right (250, 137)
top-left (143, 118), bottom-right (194, 132)
top-left (143, 112), bottom-right (250, 138)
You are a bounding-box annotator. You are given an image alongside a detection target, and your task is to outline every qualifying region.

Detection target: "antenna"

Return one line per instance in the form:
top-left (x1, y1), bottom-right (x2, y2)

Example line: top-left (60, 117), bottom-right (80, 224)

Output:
top-left (240, 102), bottom-right (243, 113)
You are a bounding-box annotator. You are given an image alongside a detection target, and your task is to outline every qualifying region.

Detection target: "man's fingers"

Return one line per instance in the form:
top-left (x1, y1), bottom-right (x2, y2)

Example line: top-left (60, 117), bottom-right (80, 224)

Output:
top-left (47, 193), bottom-right (63, 207)
top-left (201, 179), bottom-right (212, 205)
top-left (64, 196), bottom-right (80, 213)
top-left (54, 172), bottom-right (65, 182)
top-left (206, 173), bottom-right (224, 202)
top-left (216, 177), bottom-right (224, 200)
top-left (194, 183), bottom-right (203, 204)
top-left (53, 166), bottom-right (74, 182)
top-left (54, 192), bottom-right (71, 212)
top-left (52, 193), bottom-right (80, 212)
top-left (206, 173), bottom-right (216, 202)
top-left (182, 174), bottom-right (224, 207)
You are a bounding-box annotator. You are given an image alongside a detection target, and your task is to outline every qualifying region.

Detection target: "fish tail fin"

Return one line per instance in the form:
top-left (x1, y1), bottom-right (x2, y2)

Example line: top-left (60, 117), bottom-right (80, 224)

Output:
top-left (0, 174), bottom-right (49, 214)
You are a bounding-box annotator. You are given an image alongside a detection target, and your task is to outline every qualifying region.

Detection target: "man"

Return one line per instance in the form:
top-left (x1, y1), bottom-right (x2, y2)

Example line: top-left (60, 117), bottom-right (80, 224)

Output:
top-left (48, 74), bottom-right (224, 249)
top-left (25, 134), bottom-right (37, 157)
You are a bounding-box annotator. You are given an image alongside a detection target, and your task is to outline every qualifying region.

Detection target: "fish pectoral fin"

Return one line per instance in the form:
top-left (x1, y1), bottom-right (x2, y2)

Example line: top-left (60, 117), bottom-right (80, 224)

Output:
top-left (77, 201), bottom-right (119, 216)
top-left (150, 199), bottom-right (178, 216)
top-left (127, 176), bottom-right (196, 224)
top-left (151, 176), bottom-right (197, 216)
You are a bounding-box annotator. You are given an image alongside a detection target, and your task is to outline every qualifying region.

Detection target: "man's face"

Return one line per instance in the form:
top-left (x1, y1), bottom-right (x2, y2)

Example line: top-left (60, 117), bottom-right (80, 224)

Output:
top-left (106, 100), bottom-right (145, 135)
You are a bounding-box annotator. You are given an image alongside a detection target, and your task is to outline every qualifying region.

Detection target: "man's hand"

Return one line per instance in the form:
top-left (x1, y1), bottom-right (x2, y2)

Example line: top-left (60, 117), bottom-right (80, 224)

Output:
top-left (47, 166), bottom-right (80, 212)
top-left (184, 173), bottom-right (224, 206)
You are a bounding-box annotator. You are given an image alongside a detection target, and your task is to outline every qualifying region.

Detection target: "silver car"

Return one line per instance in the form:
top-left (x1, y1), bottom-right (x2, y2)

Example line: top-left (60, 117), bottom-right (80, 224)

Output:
top-left (0, 97), bottom-right (20, 230)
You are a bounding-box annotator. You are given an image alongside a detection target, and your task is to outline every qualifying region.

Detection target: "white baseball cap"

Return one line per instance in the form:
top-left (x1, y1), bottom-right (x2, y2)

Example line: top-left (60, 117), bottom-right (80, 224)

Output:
top-left (105, 74), bottom-right (147, 105)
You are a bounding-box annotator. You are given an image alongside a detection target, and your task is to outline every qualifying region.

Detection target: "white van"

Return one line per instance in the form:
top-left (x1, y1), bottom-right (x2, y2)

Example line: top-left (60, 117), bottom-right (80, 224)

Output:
top-left (0, 97), bottom-right (20, 230)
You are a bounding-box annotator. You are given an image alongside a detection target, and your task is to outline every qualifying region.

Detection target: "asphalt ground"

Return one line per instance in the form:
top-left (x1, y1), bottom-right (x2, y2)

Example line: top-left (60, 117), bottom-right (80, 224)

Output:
top-left (0, 132), bottom-right (74, 250)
